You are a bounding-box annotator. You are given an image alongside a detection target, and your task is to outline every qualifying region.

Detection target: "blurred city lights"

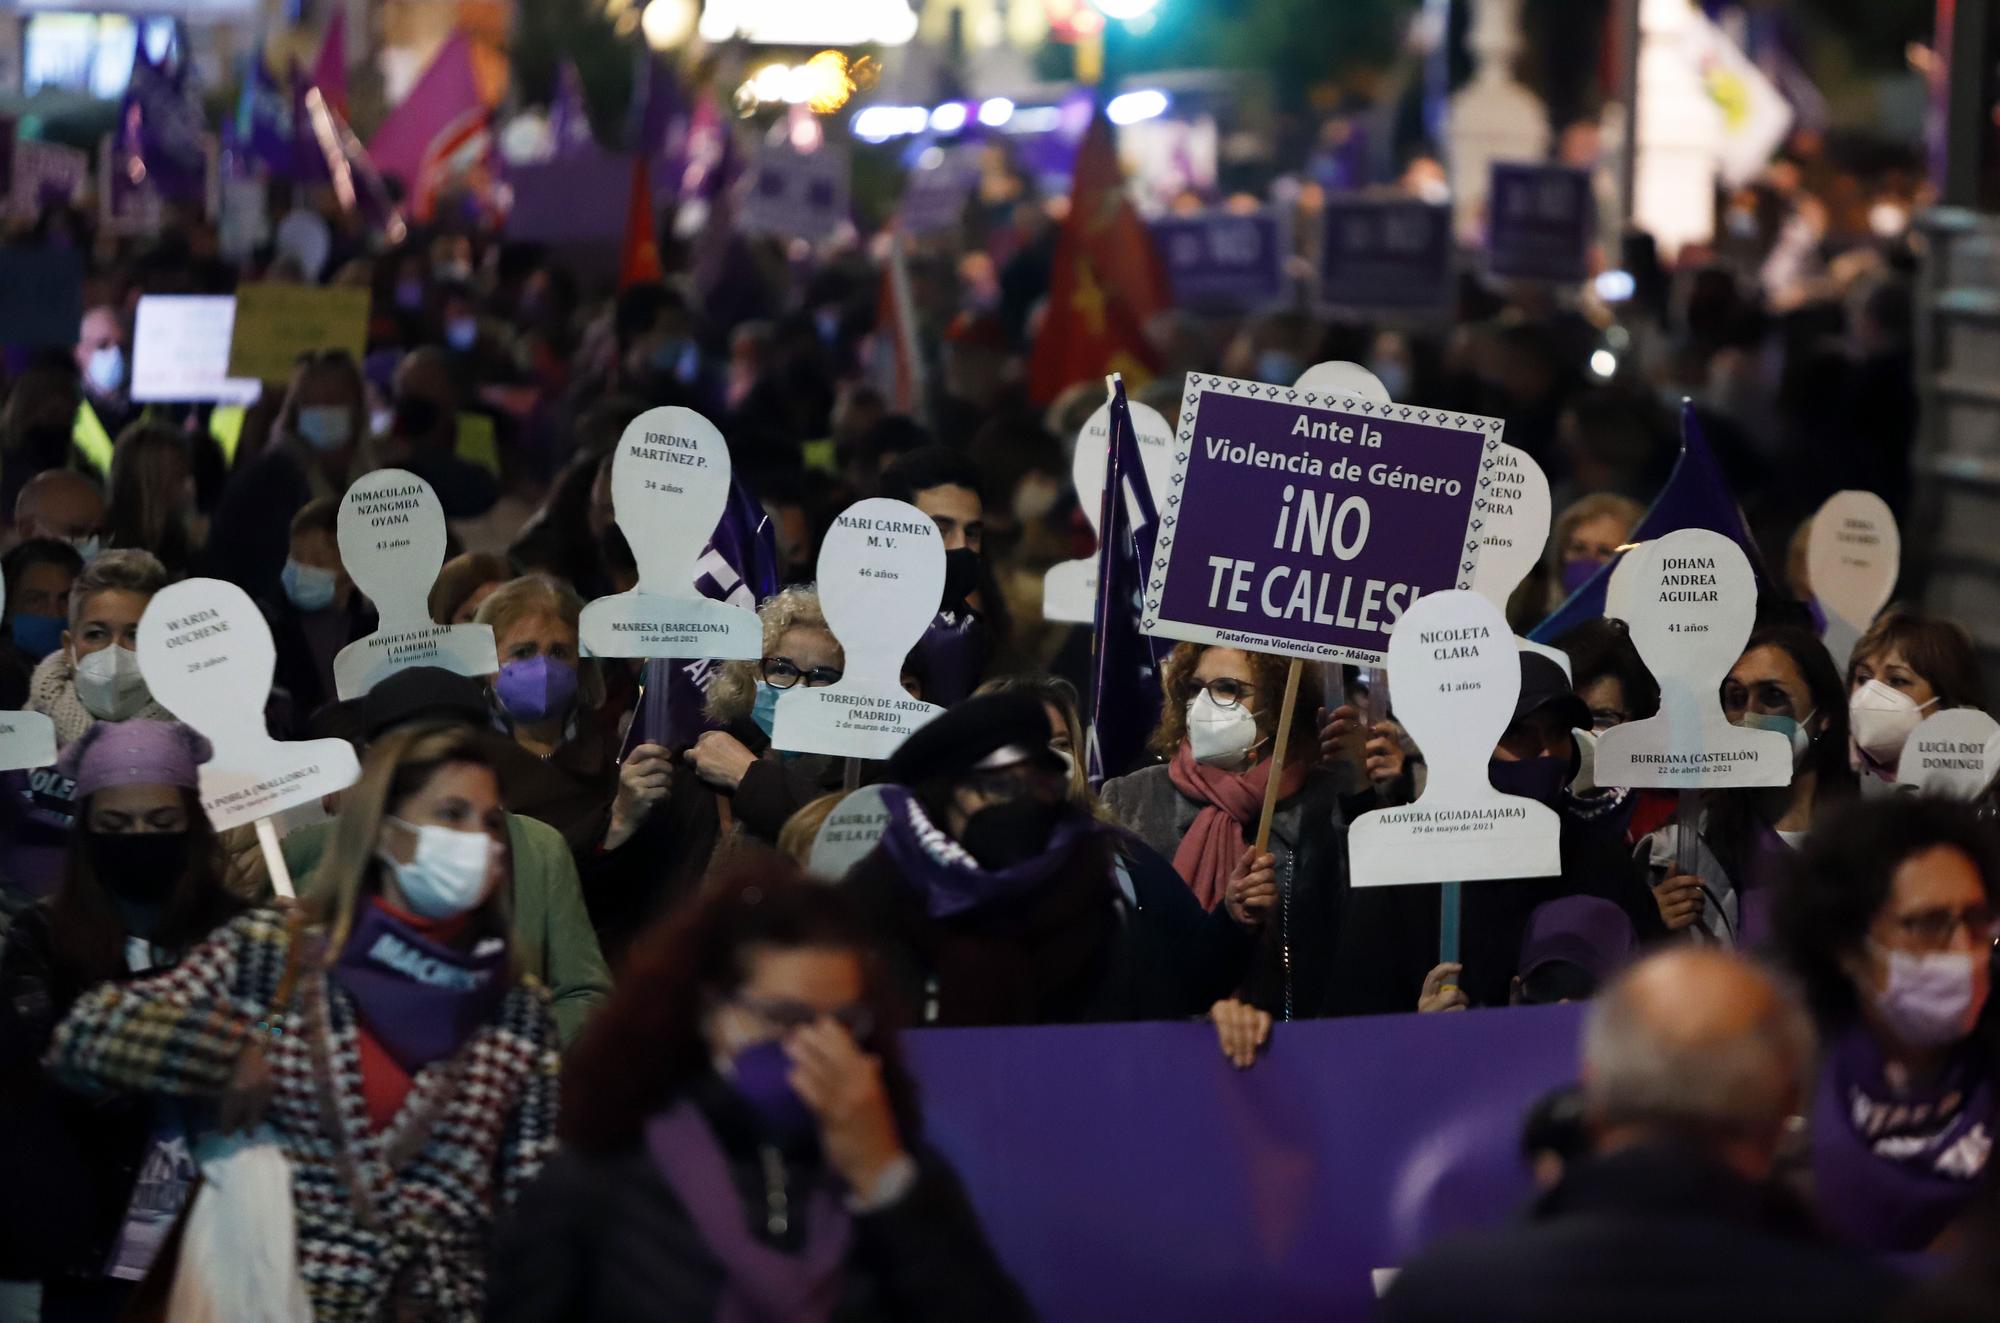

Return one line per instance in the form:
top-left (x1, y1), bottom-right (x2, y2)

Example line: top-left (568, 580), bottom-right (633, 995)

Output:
top-left (1589, 348), bottom-right (1618, 379)
top-left (640, 0), bottom-right (700, 49)
top-left (1090, 0), bottom-right (1162, 18)
top-left (977, 97), bottom-right (1015, 128)
top-left (1105, 89), bottom-right (1169, 125)
top-left (930, 102), bottom-right (968, 132)
top-left (699, 0), bottom-right (919, 45)
top-left (736, 50), bottom-right (857, 113)
top-left (1593, 269), bottom-right (1636, 303)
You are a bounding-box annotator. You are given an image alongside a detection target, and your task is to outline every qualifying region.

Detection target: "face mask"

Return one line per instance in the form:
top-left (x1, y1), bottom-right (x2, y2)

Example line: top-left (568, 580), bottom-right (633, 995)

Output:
top-left (445, 317), bottom-right (479, 352)
top-left (1739, 709), bottom-right (1815, 770)
top-left (74, 645), bottom-right (151, 720)
top-left (1559, 557), bottom-right (1600, 596)
top-left (1255, 350), bottom-right (1304, 385)
top-left (1868, 946), bottom-right (1986, 1048)
top-left (1186, 688), bottom-right (1262, 771)
top-left (69, 534), bottom-right (101, 564)
top-left (281, 559), bottom-right (338, 612)
top-left (1850, 680), bottom-right (1937, 767)
top-left (377, 816), bottom-right (495, 920)
top-left (751, 681), bottom-right (782, 739)
top-left (941, 547), bottom-right (981, 610)
top-left (86, 345), bottom-right (126, 395)
top-left (9, 612), bottom-right (66, 660)
top-left (495, 655), bottom-right (579, 724)
top-left (724, 1039), bottom-right (818, 1148)
top-left (1367, 359), bottom-right (1410, 402)
top-left (959, 799), bottom-right (1065, 870)
top-left (1488, 754), bottom-right (1568, 805)
top-left (296, 404), bottom-right (353, 452)
top-left (394, 396), bottom-right (444, 438)
top-left (86, 831), bottom-right (189, 902)
top-left (649, 338), bottom-right (696, 377)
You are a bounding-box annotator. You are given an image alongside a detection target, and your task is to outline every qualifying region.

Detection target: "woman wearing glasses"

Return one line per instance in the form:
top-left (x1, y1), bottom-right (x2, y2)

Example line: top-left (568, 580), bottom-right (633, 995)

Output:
top-left (491, 862), bottom-right (1033, 1323)
top-left (1777, 796), bottom-right (2000, 1252)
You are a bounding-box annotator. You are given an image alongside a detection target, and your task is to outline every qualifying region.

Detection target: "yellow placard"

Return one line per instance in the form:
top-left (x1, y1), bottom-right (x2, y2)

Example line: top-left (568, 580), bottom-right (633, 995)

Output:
top-left (226, 283), bottom-right (371, 383)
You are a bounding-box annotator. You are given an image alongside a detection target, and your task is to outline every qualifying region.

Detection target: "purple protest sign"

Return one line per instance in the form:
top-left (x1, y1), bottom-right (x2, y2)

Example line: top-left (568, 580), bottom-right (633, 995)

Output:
top-left (1317, 196), bottom-right (1455, 319)
top-left (903, 1006), bottom-right (1583, 1322)
top-left (1486, 162), bottom-right (1594, 284)
top-left (1151, 209), bottom-right (1288, 311)
top-left (1143, 375), bottom-right (1504, 665)
top-left (738, 139), bottom-right (850, 243)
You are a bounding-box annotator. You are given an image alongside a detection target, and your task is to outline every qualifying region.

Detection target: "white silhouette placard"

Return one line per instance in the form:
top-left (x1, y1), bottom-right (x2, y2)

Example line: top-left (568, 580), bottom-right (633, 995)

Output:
top-left (1349, 590), bottom-right (1561, 887)
top-left (579, 407), bottom-right (762, 658)
top-left (1467, 444), bottom-right (1552, 613)
top-left (332, 468), bottom-right (498, 700)
top-left (0, 577), bottom-right (56, 770)
top-left (1294, 360), bottom-right (1391, 403)
top-left (1807, 490), bottom-right (1899, 672)
top-left (1042, 398), bottom-right (1175, 623)
top-left (1593, 529), bottom-right (1792, 788)
top-left (138, 578), bottom-right (360, 831)
top-left (770, 498), bottom-right (944, 759)
top-left (1897, 708), bottom-right (2000, 802)
top-left (807, 784), bottom-right (894, 880)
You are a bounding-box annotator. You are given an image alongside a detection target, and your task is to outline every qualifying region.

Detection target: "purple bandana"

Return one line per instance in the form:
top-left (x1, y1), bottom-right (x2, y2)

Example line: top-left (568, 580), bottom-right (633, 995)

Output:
top-left (878, 785), bottom-right (1100, 919)
top-left (330, 902), bottom-right (508, 1073)
top-left (1810, 1024), bottom-right (1995, 1250)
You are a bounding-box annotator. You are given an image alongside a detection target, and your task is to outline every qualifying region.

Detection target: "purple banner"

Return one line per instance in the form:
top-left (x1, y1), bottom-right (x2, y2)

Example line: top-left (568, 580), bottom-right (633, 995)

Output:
top-left (903, 1006), bottom-right (1584, 1322)
top-left (1317, 197), bottom-right (1454, 318)
top-left (1486, 162), bottom-right (1594, 284)
top-left (505, 147), bottom-right (639, 244)
top-left (1151, 210), bottom-right (1288, 311)
top-left (1143, 376), bottom-right (1502, 664)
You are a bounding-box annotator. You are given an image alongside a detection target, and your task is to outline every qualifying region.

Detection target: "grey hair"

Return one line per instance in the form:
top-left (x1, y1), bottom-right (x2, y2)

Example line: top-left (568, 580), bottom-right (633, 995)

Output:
top-left (1581, 958), bottom-right (1817, 1140)
top-left (70, 548), bottom-right (168, 627)
top-left (705, 586), bottom-right (833, 723)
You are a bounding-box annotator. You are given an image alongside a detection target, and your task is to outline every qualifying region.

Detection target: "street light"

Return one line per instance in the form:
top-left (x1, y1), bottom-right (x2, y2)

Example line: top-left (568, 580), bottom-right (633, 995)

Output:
top-left (641, 0), bottom-right (699, 50)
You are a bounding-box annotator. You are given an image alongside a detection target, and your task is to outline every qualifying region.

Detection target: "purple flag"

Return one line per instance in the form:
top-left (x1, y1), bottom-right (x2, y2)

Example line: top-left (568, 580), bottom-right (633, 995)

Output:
top-left (122, 39), bottom-right (207, 204)
top-left (293, 81), bottom-right (407, 243)
top-left (631, 52), bottom-right (686, 164)
top-left (232, 49), bottom-right (294, 180)
top-left (1087, 378), bottom-right (1168, 784)
top-left (548, 59), bottom-right (593, 159)
top-left (1530, 402), bottom-right (1768, 641)
top-left (289, 59), bottom-right (332, 186)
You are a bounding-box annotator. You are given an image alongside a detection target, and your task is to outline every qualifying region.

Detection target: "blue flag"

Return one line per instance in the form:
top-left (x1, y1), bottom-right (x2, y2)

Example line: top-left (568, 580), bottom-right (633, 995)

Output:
top-left (1087, 377), bottom-right (1170, 784)
top-left (1530, 401), bottom-right (1767, 642)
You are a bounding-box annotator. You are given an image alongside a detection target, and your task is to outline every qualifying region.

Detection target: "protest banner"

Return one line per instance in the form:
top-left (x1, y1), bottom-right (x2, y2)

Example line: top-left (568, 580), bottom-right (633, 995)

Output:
top-left (1897, 708), bottom-right (2000, 802)
top-left (0, 247), bottom-right (83, 349)
top-left (0, 578), bottom-right (56, 772)
top-left (137, 579), bottom-right (362, 897)
top-left (1593, 528), bottom-right (1792, 788)
top-left (1316, 196), bottom-right (1454, 321)
top-left (226, 282), bottom-right (370, 383)
top-left (806, 784), bottom-right (894, 879)
top-left (1348, 591), bottom-right (1561, 887)
top-left (8, 138), bottom-right (87, 221)
top-left (1043, 396), bottom-right (1175, 623)
top-left (504, 146), bottom-right (636, 244)
top-left (739, 139), bottom-right (851, 243)
top-left (1151, 209), bottom-right (1289, 312)
top-left (332, 469), bottom-right (499, 700)
top-left (1806, 489), bottom-right (1899, 673)
top-left (903, 1004), bottom-right (1583, 1323)
top-left (580, 407), bottom-right (763, 659)
top-left (769, 497), bottom-right (945, 759)
top-left (1485, 162), bottom-right (1594, 284)
top-left (131, 295), bottom-right (261, 404)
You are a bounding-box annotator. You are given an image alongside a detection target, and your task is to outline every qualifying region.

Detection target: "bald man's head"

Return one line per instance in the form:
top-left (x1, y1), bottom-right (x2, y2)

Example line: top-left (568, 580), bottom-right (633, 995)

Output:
top-left (14, 469), bottom-right (105, 546)
top-left (1581, 949), bottom-right (1814, 1177)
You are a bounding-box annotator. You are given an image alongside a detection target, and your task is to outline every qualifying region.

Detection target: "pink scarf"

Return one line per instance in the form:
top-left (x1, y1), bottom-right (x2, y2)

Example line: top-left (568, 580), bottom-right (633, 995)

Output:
top-left (1166, 742), bottom-right (1305, 911)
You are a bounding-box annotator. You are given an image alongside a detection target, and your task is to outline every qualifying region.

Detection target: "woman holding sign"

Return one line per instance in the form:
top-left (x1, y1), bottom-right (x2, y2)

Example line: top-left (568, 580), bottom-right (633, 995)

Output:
top-left (1847, 608), bottom-right (1986, 789)
top-left (47, 724), bottom-right (560, 1323)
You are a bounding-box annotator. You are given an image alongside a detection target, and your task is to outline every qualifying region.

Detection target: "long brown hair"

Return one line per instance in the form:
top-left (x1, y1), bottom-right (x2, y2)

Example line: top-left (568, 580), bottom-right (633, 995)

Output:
top-left (1148, 642), bottom-right (1319, 766)
top-left (560, 856), bottom-right (919, 1155)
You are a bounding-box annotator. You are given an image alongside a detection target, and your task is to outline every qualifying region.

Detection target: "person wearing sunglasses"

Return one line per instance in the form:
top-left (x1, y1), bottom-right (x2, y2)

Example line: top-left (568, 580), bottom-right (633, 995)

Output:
top-left (492, 862), bottom-right (1033, 1323)
top-left (1777, 796), bottom-right (2000, 1252)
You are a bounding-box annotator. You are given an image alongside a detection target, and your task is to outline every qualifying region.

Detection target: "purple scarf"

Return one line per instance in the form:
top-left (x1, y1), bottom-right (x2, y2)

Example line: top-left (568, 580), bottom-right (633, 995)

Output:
top-left (877, 785), bottom-right (1100, 919)
top-left (1810, 1025), bottom-right (1995, 1251)
top-left (646, 1102), bottom-right (851, 1323)
top-left (329, 903), bottom-right (508, 1073)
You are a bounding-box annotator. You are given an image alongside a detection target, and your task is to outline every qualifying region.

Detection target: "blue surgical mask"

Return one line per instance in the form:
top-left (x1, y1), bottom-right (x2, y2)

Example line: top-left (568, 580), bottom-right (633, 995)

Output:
top-left (8, 611), bottom-right (66, 660)
top-left (1739, 710), bottom-right (1815, 769)
top-left (1255, 350), bottom-right (1304, 386)
top-left (296, 405), bottom-right (353, 453)
top-left (445, 317), bottom-right (479, 352)
top-left (281, 558), bottom-right (338, 613)
top-left (751, 681), bottom-right (782, 739)
top-left (86, 345), bottom-right (126, 395)
top-left (1368, 358), bottom-right (1410, 402)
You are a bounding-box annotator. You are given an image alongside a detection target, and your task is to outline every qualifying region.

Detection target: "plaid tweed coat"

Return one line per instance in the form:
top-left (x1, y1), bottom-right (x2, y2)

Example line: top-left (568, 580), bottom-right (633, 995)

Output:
top-left (48, 910), bottom-right (560, 1323)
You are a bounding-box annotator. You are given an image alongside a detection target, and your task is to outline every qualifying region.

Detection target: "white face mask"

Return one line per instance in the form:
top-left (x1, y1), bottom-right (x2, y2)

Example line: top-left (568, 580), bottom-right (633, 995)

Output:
top-left (1849, 679), bottom-right (1937, 768)
top-left (378, 816), bottom-right (496, 920)
top-left (69, 534), bottom-right (101, 563)
top-left (1869, 945), bottom-right (1986, 1049)
top-left (73, 644), bottom-right (151, 720)
top-left (1186, 688), bottom-right (1262, 771)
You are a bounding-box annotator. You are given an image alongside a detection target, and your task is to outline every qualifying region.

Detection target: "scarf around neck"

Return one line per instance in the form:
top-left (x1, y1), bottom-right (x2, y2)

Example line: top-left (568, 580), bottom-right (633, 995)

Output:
top-left (877, 785), bottom-right (1098, 919)
top-left (1166, 741), bottom-right (1306, 911)
top-left (329, 899), bottom-right (508, 1073)
top-left (27, 649), bottom-right (173, 749)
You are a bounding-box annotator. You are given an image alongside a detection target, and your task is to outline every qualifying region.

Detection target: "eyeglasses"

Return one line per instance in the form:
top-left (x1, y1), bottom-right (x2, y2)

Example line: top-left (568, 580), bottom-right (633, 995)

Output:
top-left (762, 656), bottom-right (843, 689)
top-left (1196, 677), bottom-right (1257, 709)
top-left (733, 993), bottom-right (875, 1041)
top-left (1886, 905), bottom-right (2000, 951)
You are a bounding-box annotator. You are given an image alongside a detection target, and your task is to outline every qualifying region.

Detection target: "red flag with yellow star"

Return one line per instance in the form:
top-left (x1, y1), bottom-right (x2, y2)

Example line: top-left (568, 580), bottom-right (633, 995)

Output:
top-left (1027, 115), bottom-right (1170, 404)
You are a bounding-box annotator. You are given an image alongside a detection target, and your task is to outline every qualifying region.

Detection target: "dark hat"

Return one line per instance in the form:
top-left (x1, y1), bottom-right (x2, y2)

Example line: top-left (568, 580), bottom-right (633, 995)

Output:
top-left (360, 666), bottom-right (492, 739)
top-left (1518, 895), bottom-right (1636, 985)
top-left (1514, 651), bottom-right (1592, 734)
top-left (886, 691), bottom-right (1065, 787)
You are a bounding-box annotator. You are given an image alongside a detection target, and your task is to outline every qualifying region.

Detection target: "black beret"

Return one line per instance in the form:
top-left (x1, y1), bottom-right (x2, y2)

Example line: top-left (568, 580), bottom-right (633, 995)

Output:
top-left (886, 691), bottom-right (1065, 786)
top-left (361, 666), bottom-right (492, 739)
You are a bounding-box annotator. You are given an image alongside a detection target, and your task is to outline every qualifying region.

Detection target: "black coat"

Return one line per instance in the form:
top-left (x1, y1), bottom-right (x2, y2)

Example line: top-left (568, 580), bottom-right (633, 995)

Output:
top-left (488, 1085), bottom-right (1035, 1323)
top-left (1378, 1143), bottom-right (1906, 1323)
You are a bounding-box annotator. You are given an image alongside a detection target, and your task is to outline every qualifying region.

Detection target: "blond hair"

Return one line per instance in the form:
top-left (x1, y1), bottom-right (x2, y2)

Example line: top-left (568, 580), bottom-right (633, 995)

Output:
top-left (69, 548), bottom-right (168, 627)
top-left (778, 792), bottom-right (845, 867)
top-left (705, 586), bottom-right (836, 723)
top-left (474, 574), bottom-right (605, 710)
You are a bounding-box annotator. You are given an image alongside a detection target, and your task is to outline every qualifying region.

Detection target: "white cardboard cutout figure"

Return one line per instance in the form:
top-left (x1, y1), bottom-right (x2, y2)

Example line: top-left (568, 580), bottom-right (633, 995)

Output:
top-left (1897, 708), bottom-right (2000, 802)
top-left (1042, 398), bottom-right (1175, 623)
top-left (806, 784), bottom-right (894, 880)
top-left (1807, 490), bottom-right (1900, 674)
top-left (0, 577), bottom-right (56, 770)
top-left (138, 578), bottom-right (360, 831)
top-left (770, 498), bottom-right (945, 759)
top-left (1348, 590), bottom-right (1561, 887)
top-left (332, 469), bottom-right (499, 700)
top-left (1294, 360), bottom-right (1392, 403)
top-left (579, 407), bottom-right (762, 659)
top-left (1593, 529), bottom-right (1792, 788)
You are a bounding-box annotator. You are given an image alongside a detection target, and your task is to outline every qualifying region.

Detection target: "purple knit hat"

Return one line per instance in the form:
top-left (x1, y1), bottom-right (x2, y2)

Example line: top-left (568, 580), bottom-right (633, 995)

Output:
top-left (55, 720), bottom-right (212, 801)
